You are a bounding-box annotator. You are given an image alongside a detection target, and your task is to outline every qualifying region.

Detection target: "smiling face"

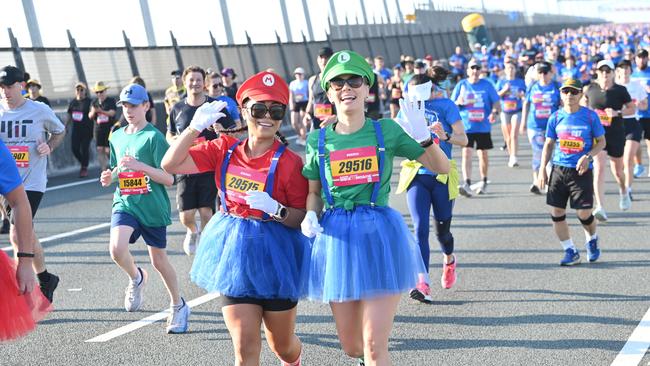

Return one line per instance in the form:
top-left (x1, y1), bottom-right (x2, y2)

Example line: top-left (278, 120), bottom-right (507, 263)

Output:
top-left (243, 98), bottom-right (285, 140)
top-left (184, 71), bottom-right (205, 97)
top-left (326, 74), bottom-right (368, 115)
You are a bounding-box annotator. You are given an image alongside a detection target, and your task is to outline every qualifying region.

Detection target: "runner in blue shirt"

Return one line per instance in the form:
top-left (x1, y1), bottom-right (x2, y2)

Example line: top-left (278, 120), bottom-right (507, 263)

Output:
top-left (496, 61), bottom-right (526, 168)
top-left (520, 61), bottom-right (561, 194)
top-left (630, 49), bottom-right (650, 177)
top-left (537, 78), bottom-right (605, 266)
top-left (289, 67), bottom-right (309, 145)
top-left (451, 59), bottom-right (500, 196)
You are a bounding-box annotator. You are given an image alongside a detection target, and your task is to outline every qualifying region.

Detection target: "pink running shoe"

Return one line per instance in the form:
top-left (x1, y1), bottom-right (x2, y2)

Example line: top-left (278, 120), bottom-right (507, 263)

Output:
top-left (409, 281), bottom-right (433, 303)
top-left (441, 258), bottom-right (457, 289)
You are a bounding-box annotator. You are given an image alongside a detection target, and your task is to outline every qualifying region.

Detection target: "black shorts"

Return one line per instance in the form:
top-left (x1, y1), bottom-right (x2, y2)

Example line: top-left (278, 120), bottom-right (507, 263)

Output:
top-left (95, 123), bottom-right (112, 147)
top-left (7, 190), bottom-right (44, 224)
top-left (547, 165), bottom-right (593, 210)
top-left (389, 98), bottom-right (400, 106)
top-left (466, 132), bottom-right (493, 150)
top-left (176, 173), bottom-right (217, 212)
top-left (624, 118), bottom-right (642, 142)
top-left (292, 101), bottom-right (308, 112)
top-left (221, 295), bottom-right (297, 311)
top-left (603, 123), bottom-right (625, 158)
top-left (639, 118), bottom-right (650, 140)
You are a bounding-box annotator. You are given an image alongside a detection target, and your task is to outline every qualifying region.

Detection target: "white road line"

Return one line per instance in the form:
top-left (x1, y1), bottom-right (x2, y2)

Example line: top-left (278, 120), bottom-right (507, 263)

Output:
top-left (1, 223), bottom-right (111, 252)
top-left (46, 178), bottom-right (98, 191)
top-left (85, 292), bottom-right (220, 342)
top-left (611, 306), bottom-right (650, 366)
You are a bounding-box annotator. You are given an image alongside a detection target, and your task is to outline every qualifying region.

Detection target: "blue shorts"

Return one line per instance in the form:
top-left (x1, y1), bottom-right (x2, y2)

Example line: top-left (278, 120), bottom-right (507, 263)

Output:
top-left (110, 211), bottom-right (167, 249)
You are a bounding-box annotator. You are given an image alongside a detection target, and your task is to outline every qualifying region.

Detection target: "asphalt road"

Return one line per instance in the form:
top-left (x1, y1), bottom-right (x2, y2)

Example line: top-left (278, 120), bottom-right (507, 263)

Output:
top-left (2, 127), bottom-right (650, 366)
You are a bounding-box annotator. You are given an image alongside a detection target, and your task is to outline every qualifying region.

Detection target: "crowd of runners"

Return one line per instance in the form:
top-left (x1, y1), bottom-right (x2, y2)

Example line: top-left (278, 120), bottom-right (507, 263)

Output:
top-left (1, 21), bottom-right (650, 366)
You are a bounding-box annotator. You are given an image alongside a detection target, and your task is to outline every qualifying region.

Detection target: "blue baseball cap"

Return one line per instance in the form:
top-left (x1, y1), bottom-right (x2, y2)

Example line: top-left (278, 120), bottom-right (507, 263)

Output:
top-left (117, 83), bottom-right (148, 106)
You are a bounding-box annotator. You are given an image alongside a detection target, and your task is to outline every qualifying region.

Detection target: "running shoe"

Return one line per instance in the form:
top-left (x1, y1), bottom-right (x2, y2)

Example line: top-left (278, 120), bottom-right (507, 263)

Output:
top-left (441, 257), bottom-right (457, 289)
top-left (507, 156), bottom-right (519, 168)
top-left (633, 164), bottom-right (645, 178)
top-left (166, 297), bottom-right (190, 334)
top-left (39, 272), bottom-right (60, 303)
top-left (458, 183), bottom-right (473, 197)
top-left (586, 237), bottom-right (600, 262)
top-left (560, 248), bottom-right (581, 266)
top-left (183, 232), bottom-right (198, 256)
top-left (529, 184), bottom-right (542, 195)
top-left (500, 143), bottom-right (507, 151)
top-left (409, 281), bottom-right (433, 303)
top-left (124, 267), bottom-right (147, 312)
top-left (593, 206), bottom-right (608, 222)
top-left (628, 189), bottom-right (634, 201)
top-left (619, 193), bottom-right (631, 211)
top-left (0, 218), bottom-right (9, 234)
top-left (474, 181), bottom-right (488, 195)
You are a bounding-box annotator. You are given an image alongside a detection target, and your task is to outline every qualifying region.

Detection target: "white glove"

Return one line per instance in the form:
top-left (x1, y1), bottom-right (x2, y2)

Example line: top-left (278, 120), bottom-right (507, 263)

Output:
top-left (244, 191), bottom-right (279, 215)
top-left (300, 211), bottom-right (323, 238)
top-left (189, 100), bottom-right (228, 132)
top-left (396, 93), bottom-right (430, 143)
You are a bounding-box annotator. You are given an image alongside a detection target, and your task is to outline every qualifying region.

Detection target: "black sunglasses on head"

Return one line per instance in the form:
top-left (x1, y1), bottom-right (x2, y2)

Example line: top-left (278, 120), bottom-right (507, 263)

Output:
top-left (328, 76), bottom-right (366, 90)
top-left (561, 88), bottom-right (580, 95)
top-left (245, 103), bottom-right (286, 120)
top-left (469, 65), bottom-right (481, 70)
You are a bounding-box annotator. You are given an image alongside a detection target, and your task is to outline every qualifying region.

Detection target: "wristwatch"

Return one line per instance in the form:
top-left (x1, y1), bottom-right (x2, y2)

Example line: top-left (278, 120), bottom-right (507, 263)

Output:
top-left (273, 203), bottom-right (288, 221)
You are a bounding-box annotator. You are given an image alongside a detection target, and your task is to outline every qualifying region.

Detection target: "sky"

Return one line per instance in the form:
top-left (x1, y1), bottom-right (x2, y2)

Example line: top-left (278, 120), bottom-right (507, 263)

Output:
top-left (0, 0), bottom-right (641, 48)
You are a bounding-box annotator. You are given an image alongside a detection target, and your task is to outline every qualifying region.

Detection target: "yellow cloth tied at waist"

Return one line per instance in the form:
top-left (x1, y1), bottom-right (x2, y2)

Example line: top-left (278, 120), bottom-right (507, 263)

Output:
top-left (396, 159), bottom-right (459, 200)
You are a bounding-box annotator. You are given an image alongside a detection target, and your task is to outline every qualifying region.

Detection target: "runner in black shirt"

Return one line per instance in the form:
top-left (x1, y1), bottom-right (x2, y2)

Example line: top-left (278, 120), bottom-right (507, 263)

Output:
top-left (67, 82), bottom-right (93, 177)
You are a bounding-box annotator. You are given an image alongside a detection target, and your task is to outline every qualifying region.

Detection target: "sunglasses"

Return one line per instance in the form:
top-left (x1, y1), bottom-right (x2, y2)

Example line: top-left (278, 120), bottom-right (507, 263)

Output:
top-left (469, 65), bottom-right (481, 70)
top-left (211, 83), bottom-right (223, 89)
top-left (328, 76), bottom-right (365, 90)
top-left (561, 88), bottom-right (580, 95)
top-left (96, 90), bottom-right (105, 94)
top-left (598, 68), bottom-right (612, 74)
top-left (245, 103), bottom-right (286, 120)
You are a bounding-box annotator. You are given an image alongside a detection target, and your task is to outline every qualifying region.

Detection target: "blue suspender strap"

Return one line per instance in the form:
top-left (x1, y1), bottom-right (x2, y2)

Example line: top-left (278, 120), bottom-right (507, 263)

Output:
top-left (318, 128), bottom-right (335, 208)
top-left (219, 140), bottom-right (242, 214)
top-left (370, 120), bottom-right (385, 207)
top-left (260, 144), bottom-right (286, 220)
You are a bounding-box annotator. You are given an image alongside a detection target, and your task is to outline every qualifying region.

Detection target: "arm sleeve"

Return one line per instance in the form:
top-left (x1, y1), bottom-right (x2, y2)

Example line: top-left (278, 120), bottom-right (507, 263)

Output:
top-left (488, 83), bottom-right (500, 106)
top-left (188, 137), bottom-right (225, 173)
top-left (445, 100), bottom-right (462, 123)
top-left (450, 82), bottom-right (460, 102)
top-left (301, 132), bottom-right (321, 180)
top-left (151, 133), bottom-right (170, 169)
top-left (281, 155), bottom-right (308, 209)
top-left (545, 113), bottom-right (558, 140)
top-left (109, 139), bottom-right (117, 170)
top-left (42, 104), bottom-right (65, 134)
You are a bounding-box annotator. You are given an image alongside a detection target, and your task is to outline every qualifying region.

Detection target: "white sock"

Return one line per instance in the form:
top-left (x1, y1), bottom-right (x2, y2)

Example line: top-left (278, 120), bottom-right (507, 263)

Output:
top-left (560, 239), bottom-right (575, 251)
top-left (585, 233), bottom-right (598, 243)
top-left (131, 268), bottom-right (142, 284)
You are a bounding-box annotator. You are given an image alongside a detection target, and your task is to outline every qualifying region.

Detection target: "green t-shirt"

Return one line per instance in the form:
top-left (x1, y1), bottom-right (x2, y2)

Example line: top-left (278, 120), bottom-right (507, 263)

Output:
top-left (109, 124), bottom-right (171, 227)
top-left (302, 118), bottom-right (424, 209)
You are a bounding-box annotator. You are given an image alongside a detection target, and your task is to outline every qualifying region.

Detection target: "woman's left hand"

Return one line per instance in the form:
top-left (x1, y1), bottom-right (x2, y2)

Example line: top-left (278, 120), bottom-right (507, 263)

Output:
top-left (245, 191), bottom-right (279, 215)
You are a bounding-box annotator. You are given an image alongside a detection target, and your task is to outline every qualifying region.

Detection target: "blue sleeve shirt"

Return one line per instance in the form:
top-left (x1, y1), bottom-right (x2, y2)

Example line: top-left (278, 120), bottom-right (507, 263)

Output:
top-left (496, 78), bottom-right (526, 113)
top-left (526, 82), bottom-right (561, 131)
top-left (631, 68), bottom-right (650, 118)
top-left (452, 79), bottom-right (499, 133)
top-left (546, 107), bottom-right (605, 169)
top-left (0, 139), bottom-right (23, 195)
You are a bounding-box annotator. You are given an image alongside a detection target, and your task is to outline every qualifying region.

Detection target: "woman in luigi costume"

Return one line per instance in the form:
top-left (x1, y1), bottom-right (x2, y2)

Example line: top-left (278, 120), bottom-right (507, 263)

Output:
top-left (300, 50), bottom-right (450, 365)
top-left (162, 71), bottom-right (309, 366)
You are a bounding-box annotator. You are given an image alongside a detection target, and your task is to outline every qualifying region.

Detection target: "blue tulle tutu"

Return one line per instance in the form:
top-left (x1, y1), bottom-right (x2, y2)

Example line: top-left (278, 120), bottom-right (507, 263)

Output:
top-left (191, 213), bottom-right (310, 300)
top-left (308, 205), bottom-right (426, 303)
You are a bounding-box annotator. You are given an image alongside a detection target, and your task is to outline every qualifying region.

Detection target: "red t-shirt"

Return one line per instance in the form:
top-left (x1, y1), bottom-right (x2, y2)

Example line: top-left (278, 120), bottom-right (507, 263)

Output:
top-left (189, 135), bottom-right (308, 218)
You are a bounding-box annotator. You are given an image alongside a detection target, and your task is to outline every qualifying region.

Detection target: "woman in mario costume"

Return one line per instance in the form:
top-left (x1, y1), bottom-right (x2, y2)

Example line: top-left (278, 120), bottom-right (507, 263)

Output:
top-left (162, 71), bottom-right (309, 366)
top-left (299, 50), bottom-right (450, 365)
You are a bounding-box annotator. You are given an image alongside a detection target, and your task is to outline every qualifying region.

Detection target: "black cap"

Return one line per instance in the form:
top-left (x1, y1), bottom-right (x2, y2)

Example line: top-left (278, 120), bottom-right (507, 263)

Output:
top-left (0, 66), bottom-right (25, 86)
top-left (170, 70), bottom-right (182, 76)
top-left (318, 47), bottom-right (334, 58)
top-left (637, 49), bottom-right (648, 58)
top-left (536, 61), bottom-right (552, 73)
top-left (414, 61), bottom-right (426, 69)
